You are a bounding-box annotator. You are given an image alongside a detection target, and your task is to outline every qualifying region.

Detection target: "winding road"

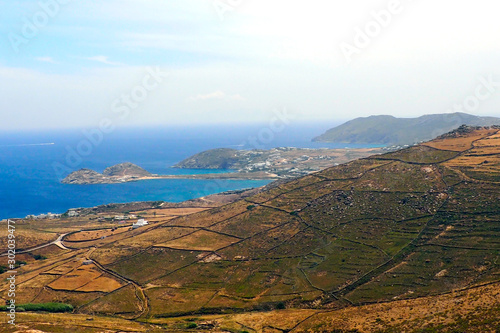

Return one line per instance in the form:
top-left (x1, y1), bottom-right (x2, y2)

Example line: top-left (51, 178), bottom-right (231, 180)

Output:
top-left (0, 233), bottom-right (69, 257)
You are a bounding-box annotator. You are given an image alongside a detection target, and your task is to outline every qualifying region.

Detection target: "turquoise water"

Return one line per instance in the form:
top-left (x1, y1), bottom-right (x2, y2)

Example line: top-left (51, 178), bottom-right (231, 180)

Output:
top-left (0, 123), bottom-right (379, 219)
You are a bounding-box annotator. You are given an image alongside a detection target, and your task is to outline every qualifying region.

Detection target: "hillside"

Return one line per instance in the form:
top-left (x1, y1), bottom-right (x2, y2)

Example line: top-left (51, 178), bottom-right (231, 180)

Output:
top-left (102, 162), bottom-right (152, 177)
top-left (2, 126), bottom-right (500, 332)
top-left (174, 148), bottom-right (241, 169)
top-left (313, 112), bottom-right (500, 145)
top-left (174, 146), bottom-right (382, 177)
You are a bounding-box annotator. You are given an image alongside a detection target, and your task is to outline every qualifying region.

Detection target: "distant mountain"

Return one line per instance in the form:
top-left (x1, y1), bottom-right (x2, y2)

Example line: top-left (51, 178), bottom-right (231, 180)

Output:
top-left (313, 112), bottom-right (500, 145)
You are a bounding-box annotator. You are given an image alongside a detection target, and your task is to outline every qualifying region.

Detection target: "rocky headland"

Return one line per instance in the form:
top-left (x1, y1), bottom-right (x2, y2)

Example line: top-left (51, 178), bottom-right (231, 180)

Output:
top-left (62, 147), bottom-right (382, 185)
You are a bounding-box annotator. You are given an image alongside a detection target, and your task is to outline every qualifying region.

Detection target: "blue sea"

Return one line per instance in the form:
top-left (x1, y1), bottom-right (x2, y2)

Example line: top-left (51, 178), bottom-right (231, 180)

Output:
top-left (0, 122), bottom-right (376, 220)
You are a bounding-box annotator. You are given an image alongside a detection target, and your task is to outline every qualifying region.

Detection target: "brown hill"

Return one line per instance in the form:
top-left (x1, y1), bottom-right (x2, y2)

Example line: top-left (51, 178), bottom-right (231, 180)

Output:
top-left (2, 126), bottom-right (500, 332)
top-left (102, 162), bottom-right (152, 177)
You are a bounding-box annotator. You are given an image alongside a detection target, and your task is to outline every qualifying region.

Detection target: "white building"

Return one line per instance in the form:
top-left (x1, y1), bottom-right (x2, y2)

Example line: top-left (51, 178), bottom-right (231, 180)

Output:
top-left (132, 219), bottom-right (148, 229)
top-left (67, 209), bottom-right (79, 217)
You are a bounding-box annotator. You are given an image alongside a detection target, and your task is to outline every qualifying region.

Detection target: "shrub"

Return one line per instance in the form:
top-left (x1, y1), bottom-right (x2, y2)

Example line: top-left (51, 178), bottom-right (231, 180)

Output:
top-left (0, 261), bottom-right (27, 273)
top-left (0, 302), bottom-right (73, 313)
top-left (33, 254), bottom-right (47, 260)
top-left (186, 322), bottom-right (197, 329)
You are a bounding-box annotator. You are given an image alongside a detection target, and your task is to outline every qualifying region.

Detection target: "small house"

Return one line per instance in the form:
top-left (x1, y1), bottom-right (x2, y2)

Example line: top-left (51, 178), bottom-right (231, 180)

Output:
top-left (132, 219), bottom-right (148, 229)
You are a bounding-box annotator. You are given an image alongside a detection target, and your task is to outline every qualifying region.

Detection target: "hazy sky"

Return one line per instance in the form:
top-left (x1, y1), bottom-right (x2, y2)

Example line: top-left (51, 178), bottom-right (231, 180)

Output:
top-left (1, 0), bottom-right (499, 130)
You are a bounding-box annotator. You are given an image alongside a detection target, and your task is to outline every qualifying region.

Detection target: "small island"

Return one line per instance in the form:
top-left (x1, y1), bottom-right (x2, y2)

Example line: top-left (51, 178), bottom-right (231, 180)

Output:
top-left (62, 147), bottom-right (383, 185)
top-left (62, 162), bottom-right (277, 185)
top-left (62, 162), bottom-right (154, 184)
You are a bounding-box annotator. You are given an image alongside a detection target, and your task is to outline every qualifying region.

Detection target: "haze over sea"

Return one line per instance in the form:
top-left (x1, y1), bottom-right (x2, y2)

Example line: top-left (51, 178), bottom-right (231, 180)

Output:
top-left (0, 122), bottom-right (378, 220)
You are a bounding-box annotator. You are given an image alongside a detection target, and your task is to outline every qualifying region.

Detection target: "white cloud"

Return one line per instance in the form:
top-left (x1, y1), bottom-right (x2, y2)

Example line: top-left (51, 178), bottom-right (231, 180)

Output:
top-left (2, 0), bottom-right (500, 130)
top-left (35, 57), bottom-right (57, 64)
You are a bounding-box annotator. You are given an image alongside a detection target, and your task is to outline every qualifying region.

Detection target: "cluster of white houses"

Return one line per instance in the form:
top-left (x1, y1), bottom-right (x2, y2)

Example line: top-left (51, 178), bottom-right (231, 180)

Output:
top-left (25, 212), bottom-right (62, 219)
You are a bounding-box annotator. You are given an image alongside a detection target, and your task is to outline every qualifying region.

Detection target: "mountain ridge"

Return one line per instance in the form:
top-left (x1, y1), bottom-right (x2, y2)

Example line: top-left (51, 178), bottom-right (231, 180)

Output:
top-left (313, 112), bottom-right (500, 145)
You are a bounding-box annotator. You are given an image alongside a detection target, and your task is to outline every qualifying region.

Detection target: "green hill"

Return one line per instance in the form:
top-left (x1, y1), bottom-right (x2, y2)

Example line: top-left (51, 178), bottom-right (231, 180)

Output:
top-left (313, 112), bottom-right (500, 145)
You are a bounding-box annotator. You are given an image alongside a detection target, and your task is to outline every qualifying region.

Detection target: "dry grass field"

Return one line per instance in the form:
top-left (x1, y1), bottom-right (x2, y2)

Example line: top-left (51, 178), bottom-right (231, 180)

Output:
top-left (64, 226), bottom-right (130, 242)
top-left (1, 126), bottom-right (499, 332)
top-left (156, 229), bottom-right (241, 251)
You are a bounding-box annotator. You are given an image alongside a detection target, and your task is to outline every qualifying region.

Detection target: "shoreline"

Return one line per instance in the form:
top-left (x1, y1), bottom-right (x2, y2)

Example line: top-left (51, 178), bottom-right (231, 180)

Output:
top-left (62, 147), bottom-right (385, 185)
top-left (62, 171), bottom-right (279, 185)
top-left (0, 184), bottom-right (268, 221)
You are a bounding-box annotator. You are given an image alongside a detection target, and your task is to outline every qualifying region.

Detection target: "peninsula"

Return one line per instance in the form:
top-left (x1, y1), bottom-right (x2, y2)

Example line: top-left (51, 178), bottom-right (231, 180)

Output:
top-left (62, 147), bottom-right (383, 185)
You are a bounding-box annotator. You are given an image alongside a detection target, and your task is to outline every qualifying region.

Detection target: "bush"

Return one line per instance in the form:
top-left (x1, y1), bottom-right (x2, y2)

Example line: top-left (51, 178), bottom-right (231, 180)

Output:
top-left (186, 322), bottom-right (197, 329)
top-left (247, 205), bottom-right (256, 210)
top-left (0, 261), bottom-right (27, 273)
top-left (33, 254), bottom-right (47, 260)
top-left (0, 302), bottom-right (73, 313)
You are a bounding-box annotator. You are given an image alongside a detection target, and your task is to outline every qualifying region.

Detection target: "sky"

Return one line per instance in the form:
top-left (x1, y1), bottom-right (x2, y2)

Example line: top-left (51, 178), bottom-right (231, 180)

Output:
top-left (1, 0), bottom-right (499, 130)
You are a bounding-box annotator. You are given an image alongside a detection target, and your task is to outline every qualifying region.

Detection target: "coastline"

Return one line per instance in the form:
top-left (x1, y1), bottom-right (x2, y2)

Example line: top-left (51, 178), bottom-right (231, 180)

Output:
top-left (62, 147), bottom-right (384, 185)
top-left (62, 171), bottom-right (278, 185)
top-left (1, 185), bottom-right (265, 221)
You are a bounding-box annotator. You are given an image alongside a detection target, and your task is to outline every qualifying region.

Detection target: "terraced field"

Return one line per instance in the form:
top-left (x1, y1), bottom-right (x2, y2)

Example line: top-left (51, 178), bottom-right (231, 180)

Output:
top-left (1, 126), bottom-right (499, 332)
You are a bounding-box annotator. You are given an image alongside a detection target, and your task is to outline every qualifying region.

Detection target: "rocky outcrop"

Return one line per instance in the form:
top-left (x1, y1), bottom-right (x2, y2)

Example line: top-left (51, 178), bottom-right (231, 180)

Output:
top-left (62, 168), bottom-right (106, 184)
top-left (62, 163), bottom-right (153, 185)
top-left (103, 162), bottom-right (152, 177)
